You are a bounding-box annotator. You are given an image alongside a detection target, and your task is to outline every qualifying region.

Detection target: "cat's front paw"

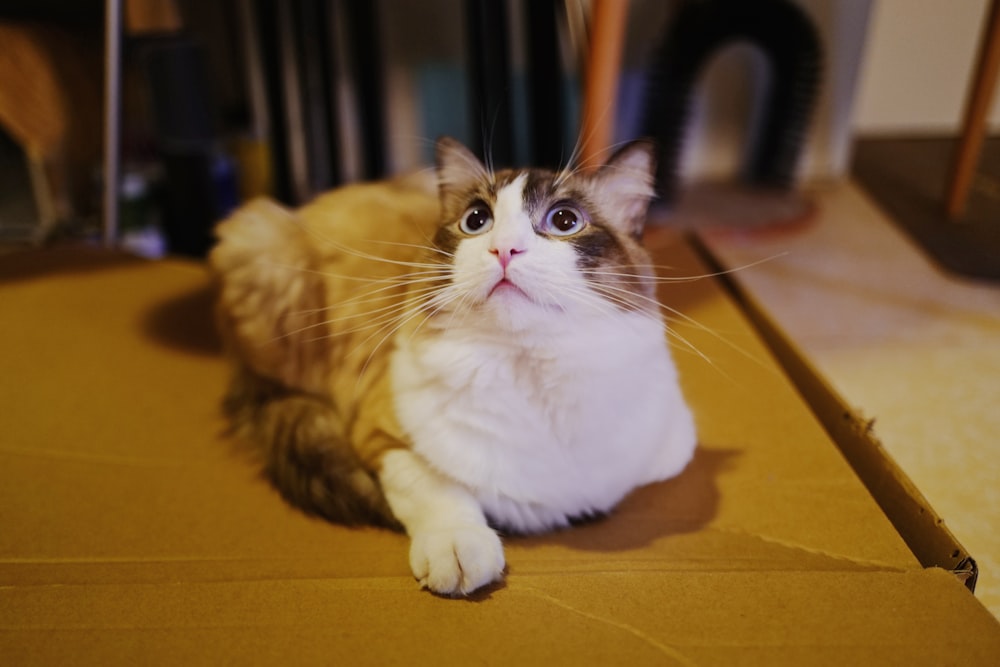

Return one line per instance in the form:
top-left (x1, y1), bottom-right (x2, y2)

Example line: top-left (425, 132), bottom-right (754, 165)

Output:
top-left (409, 523), bottom-right (505, 596)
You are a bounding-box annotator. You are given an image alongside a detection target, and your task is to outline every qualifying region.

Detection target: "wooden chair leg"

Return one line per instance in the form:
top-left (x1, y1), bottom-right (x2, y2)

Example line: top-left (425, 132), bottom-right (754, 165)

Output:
top-left (946, 0), bottom-right (1000, 221)
top-left (578, 0), bottom-right (630, 171)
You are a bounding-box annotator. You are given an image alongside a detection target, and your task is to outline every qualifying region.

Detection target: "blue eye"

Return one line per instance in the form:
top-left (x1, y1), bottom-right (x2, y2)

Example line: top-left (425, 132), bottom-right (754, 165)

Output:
top-left (459, 205), bottom-right (493, 235)
top-left (543, 205), bottom-right (586, 236)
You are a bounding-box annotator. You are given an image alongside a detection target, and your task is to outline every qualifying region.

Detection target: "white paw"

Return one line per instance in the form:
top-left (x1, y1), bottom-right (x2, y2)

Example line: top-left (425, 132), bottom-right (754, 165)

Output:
top-left (409, 523), bottom-right (505, 596)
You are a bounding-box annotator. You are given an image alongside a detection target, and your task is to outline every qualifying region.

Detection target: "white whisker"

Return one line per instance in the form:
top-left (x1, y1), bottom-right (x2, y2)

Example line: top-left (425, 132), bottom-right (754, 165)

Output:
top-left (354, 237), bottom-right (454, 259)
top-left (585, 279), bottom-right (767, 374)
top-left (581, 252), bottom-right (787, 284)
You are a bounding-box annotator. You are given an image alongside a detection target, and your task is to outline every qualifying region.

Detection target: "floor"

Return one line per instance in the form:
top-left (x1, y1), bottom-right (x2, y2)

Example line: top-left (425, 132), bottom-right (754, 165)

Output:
top-left (852, 137), bottom-right (1000, 280)
top-left (694, 178), bottom-right (1000, 621)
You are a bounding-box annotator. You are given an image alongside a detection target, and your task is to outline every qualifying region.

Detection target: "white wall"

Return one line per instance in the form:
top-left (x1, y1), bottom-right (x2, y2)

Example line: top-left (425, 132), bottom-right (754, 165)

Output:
top-left (853, 0), bottom-right (1000, 135)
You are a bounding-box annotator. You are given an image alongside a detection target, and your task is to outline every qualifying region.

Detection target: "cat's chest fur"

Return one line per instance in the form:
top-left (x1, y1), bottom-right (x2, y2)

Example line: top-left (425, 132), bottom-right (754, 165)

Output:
top-left (391, 310), bottom-right (694, 533)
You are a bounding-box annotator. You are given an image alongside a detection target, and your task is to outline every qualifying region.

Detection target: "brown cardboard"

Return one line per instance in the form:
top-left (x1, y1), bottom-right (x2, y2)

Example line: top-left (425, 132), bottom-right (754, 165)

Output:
top-left (2, 233), bottom-right (999, 665)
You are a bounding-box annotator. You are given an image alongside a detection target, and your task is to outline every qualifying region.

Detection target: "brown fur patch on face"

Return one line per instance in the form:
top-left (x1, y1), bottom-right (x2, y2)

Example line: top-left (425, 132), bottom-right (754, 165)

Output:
top-left (562, 196), bottom-right (656, 311)
top-left (432, 219), bottom-right (463, 258)
top-left (527, 173), bottom-right (657, 313)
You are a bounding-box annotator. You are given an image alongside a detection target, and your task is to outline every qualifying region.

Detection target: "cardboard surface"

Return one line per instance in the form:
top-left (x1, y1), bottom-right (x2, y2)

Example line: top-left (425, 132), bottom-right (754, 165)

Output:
top-left (2, 234), bottom-right (999, 664)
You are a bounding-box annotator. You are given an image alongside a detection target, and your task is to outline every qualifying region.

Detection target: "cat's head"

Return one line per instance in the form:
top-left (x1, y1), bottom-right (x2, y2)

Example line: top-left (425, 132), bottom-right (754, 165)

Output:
top-left (429, 137), bottom-right (660, 331)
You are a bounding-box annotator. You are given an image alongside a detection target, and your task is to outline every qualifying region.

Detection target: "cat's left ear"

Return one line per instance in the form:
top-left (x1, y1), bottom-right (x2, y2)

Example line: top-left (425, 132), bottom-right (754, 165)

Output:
top-left (592, 140), bottom-right (657, 238)
top-left (435, 136), bottom-right (489, 213)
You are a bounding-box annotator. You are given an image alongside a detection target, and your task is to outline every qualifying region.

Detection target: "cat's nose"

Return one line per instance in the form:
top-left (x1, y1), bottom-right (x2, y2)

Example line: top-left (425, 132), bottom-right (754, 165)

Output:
top-left (490, 246), bottom-right (525, 269)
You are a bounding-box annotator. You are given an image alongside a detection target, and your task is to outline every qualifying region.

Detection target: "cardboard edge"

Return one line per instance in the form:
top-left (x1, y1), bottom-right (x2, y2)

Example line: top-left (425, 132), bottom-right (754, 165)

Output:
top-left (689, 233), bottom-right (979, 593)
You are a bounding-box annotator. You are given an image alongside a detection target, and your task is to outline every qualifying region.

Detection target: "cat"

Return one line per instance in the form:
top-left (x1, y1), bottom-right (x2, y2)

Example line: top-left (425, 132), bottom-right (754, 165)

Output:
top-left (209, 136), bottom-right (697, 596)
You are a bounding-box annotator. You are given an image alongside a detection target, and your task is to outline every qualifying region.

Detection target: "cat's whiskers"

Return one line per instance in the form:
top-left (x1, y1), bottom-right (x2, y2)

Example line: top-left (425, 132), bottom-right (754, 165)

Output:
top-left (586, 279), bottom-right (764, 374)
top-left (290, 271), bottom-right (453, 319)
top-left (554, 131), bottom-right (585, 187)
top-left (576, 282), bottom-right (716, 367)
top-left (409, 282), bottom-right (476, 340)
top-left (552, 160), bottom-right (582, 190)
top-left (270, 275), bottom-right (448, 333)
top-left (553, 143), bottom-right (626, 186)
top-left (284, 217), bottom-right (453, 274)
top-left (349, 281), bottom-right (472, 394)
top-left (344, 287), bottom-right (447, 378)
top-left (416, 265), bottom-right (494, 333)
top-left (350, 310), bottom-right (423, 394)
top-left (262, 299), bottom-right (409, 345)
top-left (554, 105), bottom-right (632, 185)
top-left (308, 284), bottom-right (450, 337)
top-left (578, 283), bottom-right (657, 320)
top-left (581, 251), bottom-right (787, 374)
top-left (324, 271), bottom-right (451, 310)
top-left (267, 263), bottom-right (454, 344)
top-left (343, 278), bottom-right (447, 307)
top-left (363, 266), bottom-right (466, 341)
top-left (549, 283), bottom-right (612, 318)
top-left (256, 260), bottom-right (403, 284)
top-left (256, 260), bottom-right (452, 292)
top-left (535, 272), bottom-right (619, 318)
top-left (350, 237), bottom-right (455, 259)
top-left (581, 252), bottom-right (787, 285)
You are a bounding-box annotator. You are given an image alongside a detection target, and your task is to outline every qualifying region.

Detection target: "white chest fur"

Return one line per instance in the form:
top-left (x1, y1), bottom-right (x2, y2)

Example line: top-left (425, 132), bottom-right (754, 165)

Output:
top-left (391, 311), bottom-right (696, 533)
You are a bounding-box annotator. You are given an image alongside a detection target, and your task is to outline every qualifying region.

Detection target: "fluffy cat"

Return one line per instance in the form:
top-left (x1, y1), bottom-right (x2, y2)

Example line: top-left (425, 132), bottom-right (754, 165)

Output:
top-left (210, 137), bottom-right (697, 596)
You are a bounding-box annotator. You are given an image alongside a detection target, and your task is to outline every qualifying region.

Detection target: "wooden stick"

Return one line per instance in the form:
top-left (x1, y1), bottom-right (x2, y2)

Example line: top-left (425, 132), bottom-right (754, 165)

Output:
top-left (578, 0), bottom-right (630, 171)
top-left (946, 0), bottom-right (1000, 221)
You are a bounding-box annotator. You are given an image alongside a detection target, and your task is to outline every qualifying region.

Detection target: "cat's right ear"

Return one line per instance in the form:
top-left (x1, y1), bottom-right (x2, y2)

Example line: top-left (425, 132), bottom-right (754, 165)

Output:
top-left (435, 137), bottom-right (489, 210)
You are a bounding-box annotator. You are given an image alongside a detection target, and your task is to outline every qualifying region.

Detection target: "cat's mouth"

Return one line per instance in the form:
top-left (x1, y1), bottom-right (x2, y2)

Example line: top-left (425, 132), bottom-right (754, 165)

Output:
top-left (488, 278), bottom-right (530, 300)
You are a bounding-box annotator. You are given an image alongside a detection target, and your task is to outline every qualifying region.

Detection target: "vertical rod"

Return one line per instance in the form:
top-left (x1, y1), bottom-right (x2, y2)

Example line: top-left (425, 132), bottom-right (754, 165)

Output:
top-left (102, 0), bottom-right (123, 247)
top-left (946, 0), bottom-right (1000, 221)
top-left (578, 0), bottom-right (629, 171)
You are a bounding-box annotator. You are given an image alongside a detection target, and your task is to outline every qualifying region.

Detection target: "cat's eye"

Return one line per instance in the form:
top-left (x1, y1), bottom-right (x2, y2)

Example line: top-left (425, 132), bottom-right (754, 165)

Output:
top-left (543, 205), bottom-right (586, 236)
top-left (459, 204), bottom-right (494, 235)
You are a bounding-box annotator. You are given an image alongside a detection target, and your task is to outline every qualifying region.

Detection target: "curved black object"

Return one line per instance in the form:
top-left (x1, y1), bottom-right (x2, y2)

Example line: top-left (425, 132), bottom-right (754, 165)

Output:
top-left (642, 0), bottom-right (823, 201)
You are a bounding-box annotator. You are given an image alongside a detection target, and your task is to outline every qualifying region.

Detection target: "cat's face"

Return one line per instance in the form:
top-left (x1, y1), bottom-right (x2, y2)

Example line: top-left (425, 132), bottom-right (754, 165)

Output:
top-left (429, 138), bottom-right (659, 331)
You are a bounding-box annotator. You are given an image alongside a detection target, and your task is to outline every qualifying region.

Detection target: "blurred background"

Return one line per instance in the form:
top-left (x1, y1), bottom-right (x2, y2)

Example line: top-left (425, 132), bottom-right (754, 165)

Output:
top-left (1, 0), bottom-right (996, 261)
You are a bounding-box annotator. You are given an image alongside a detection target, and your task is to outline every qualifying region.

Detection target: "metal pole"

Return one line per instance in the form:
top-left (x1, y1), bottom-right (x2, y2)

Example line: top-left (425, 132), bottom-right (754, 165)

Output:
top-left (102, 0), bottom-right (123, 247)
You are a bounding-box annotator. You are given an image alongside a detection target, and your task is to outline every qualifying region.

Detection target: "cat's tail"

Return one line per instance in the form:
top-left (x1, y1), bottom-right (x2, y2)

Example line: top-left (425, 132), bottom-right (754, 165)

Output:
top-left (210, 198), bottom-right (400, 530)
top-left (223, 369), bottom-right (400, 529)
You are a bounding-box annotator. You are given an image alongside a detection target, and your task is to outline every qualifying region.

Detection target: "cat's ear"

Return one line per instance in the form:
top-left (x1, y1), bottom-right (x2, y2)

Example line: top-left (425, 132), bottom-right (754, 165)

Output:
top-left (435, 136), bottom-right (489, 210)
top-left (592, 140), bottom-right (657, 238)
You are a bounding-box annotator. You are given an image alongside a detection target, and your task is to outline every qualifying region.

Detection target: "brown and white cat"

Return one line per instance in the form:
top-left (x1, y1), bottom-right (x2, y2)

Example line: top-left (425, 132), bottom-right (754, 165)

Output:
top-left (210, 137), bottom-right (697, 596)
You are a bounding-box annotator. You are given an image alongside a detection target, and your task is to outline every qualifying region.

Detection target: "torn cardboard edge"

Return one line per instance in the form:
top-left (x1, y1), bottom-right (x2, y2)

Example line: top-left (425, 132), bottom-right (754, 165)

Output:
top-left (689, 232), bottom-right (979, 594)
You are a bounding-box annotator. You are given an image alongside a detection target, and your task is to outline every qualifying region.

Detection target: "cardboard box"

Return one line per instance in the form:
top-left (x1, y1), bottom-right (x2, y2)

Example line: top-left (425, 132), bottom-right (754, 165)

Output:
top-left (2, 232), bottom-right (999, 665)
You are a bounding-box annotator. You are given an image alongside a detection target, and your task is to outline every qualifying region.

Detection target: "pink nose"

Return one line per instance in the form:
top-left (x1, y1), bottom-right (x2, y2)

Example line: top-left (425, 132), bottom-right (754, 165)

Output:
top-left (490, 246), bottom-right (524, 269)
